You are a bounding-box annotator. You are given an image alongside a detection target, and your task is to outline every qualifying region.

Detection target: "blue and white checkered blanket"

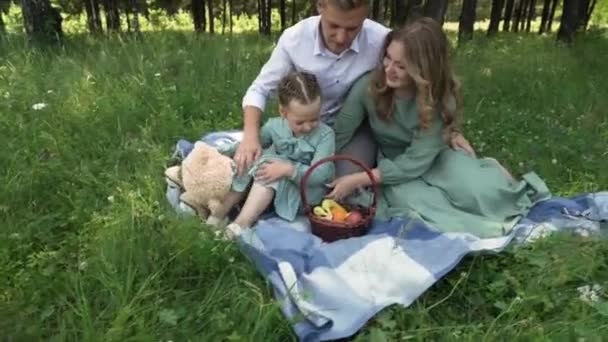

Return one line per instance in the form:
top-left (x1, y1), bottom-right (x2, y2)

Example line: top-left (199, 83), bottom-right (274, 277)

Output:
top-left (167, 132), bottom-right (608, 341)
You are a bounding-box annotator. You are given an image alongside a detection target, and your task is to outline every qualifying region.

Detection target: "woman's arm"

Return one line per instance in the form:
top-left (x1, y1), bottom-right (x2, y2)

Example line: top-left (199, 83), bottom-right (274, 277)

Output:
top-left (333, 74), bottom-right (371, 153)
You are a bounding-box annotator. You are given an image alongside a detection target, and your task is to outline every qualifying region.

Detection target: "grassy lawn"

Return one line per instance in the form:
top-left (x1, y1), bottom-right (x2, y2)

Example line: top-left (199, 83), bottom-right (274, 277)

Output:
top-left (1, 24), bottom-right (607, 340)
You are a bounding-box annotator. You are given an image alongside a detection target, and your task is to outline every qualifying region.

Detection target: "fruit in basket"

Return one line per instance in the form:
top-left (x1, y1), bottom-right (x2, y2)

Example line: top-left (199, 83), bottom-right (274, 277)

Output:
top-left (345, 210), bottom-right (363, 225)
top-left (321, 199), bottom-right (349, 222)
top-left (313, 206), bottom-right (333, 220)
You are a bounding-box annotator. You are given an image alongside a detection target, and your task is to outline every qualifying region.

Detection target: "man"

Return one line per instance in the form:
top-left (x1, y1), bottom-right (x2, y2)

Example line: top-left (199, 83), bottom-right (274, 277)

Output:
top-left (235, 0), bottom-right (474, 177)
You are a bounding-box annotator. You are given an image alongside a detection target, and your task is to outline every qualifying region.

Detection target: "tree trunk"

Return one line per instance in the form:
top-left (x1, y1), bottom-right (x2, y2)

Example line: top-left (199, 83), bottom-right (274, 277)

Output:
top-left (103, 0), bottom-right (120, 32)
top-left (539, 0), bottom-right (551, 33)
top-left (131, 0), bottom-right (140, 34)
top-left (384, 0), bottom-right (390, 23)
top-left (21, 0), bottom-right (64, 40)
top-left (578, 0), bottom-right (594, 30)
top-left (518, 0), bottom-right (528, 31)
top-left (488, 0), bottom-right (505, 36)
top-left (405, 0), bottom-right (424, 23)
top-left (391, 0), bottom-right (406, 27)
top-left (310, 0), bottom-right (318, 15)
top-left (83, 0), bottom-right (103, 34)
top-left (192, 0), bottom-right (204, 32)
top-left (265, 0), bottom-right (272, 34)
top-left (372, 0), bottom-right (380, 20)
top-left (125, 2), bottom-right (131, 32)
top-left (557, 0), bottom-right (581, 43)
top-left (513, 0), bottom-right (524, 32)
top-left (525, 0), bottom-right (536, 32)
top-left (0, 11), bottom-right (5, 33)
top-left (208, 0), bottom-right (215, 33)
top-left (280, 0), bottom-right (286, 31)
top-left (291, 0), bottom-right (296, 25)
top-left (503, 0), bottom-right (515, 31)
top-left (222, 0), bottom-right (227, 34)
top-left (258, 0), bottom-right (263, 33)
top-left (547, 0), bottom-right (558, 31)
top-left (423, 0), bottom-right (448, 24)
top-left (458, 0), bottom-right (477, 43)
top-left (229, 0), bottom-right (233, 32)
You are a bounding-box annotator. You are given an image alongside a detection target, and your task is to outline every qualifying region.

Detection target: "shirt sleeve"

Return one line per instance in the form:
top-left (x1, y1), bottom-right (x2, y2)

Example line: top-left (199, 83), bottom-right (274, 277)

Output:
top-left (241, 34), bottom-right (294, 112)
top-left (377, 115), bottom-right (446, 185)
top-left (289, 129), bottom-right (336, 187)
top-left (333, 74), bottom-right (370, 152)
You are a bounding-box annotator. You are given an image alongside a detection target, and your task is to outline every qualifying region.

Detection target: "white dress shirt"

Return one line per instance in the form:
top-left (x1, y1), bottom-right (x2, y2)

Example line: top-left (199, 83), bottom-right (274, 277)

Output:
top-left (242, 15), bottom-right (390, 125)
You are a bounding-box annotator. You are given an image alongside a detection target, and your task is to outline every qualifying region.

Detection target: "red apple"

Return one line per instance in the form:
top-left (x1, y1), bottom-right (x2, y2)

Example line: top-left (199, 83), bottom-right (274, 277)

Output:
top-left (345, 211), bottom-right (363, 225)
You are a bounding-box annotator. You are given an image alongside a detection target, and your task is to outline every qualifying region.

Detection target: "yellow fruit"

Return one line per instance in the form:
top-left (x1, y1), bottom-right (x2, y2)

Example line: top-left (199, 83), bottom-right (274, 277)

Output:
top-left (321, 199), bottom-right (349, 222)
top-left (313, 206), bottom-right (333, 220)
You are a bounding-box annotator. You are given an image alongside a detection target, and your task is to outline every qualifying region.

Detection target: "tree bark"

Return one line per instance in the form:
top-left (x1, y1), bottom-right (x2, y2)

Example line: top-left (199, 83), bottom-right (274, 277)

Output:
top-left (503, 0), bottom-right (515, 31)
top-left (557, 0), bottom-right (581, 43)
top-left (391, 0), bottom-right (406, 27)
top-left (103, 0), bottom-right (120, 32)
top-left (384, 0), bottom-right (390, 23)
top-left (372, 0), bottom-right (380, 21)
top-left (488, 0), bottom-right (505, 36)
top-left (192, 0), bottom-right (204, 32)
top-left (423, 0), bottom-right (448, 24)
top-left (547, 0), bottom-right (558, 31)
top-left (280, 0), bottom-right (286, 31)
top-left (512, 0), bottom-right (524, 32)
top-left (292, 0), bottom-right (296, 25)
top-left (222, 0), bottom-right (227, 33)
top-left (525, 0), bottom-right (536, 32)
top-left (539, 0), bottom-right (551, 33)
top-left (458, 0), bottom-right (477, 43)
top-left (229, 0), bottom-right (233, 32)
top-left (21, 0), bottom-right (63, 40)
top-left (208, 0), bottom-right (215, 33)
top-left (0, 11), bottom-right (5, 33)
top-left (131, 0), bottom-right (140, 34)
top-left (83, 0), bottom-right (102, 34)
top-left (265, 0), bottom-right (272, 34)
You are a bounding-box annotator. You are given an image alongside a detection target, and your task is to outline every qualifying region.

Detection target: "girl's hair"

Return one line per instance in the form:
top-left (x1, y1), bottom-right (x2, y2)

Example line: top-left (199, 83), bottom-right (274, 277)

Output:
top-left (369, 17), bottom-right (462, 137)
top-left (277, 71), bottom-right (322, 107)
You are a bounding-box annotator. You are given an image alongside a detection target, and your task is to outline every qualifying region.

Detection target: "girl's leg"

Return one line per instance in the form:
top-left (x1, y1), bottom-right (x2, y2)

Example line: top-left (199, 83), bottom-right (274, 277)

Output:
top-left (226, 183), bottom-right (274, 237)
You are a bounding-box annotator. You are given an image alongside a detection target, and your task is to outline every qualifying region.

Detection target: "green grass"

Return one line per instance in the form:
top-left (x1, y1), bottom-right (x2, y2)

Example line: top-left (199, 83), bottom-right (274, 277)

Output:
top-left (1, 28), bottom-right (608, 340)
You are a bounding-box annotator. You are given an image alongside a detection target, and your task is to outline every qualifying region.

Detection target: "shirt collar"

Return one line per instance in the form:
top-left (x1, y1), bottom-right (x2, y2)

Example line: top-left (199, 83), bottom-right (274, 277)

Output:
top-left (313, 16), bottom-right (363, 57)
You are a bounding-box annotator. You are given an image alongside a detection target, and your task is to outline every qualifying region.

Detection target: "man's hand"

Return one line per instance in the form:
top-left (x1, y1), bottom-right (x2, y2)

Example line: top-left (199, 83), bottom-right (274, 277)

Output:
top-left (450, 132), bottom-right (476, 158)
top-left (254, 160), bottom-right (294, 184)
top-left (234, 134), bottom-right (262, 176)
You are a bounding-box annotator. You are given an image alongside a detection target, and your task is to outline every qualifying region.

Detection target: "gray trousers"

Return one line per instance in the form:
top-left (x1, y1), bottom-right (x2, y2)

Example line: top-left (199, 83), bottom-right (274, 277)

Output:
top-left (335, 120), bottom-right (378, 177)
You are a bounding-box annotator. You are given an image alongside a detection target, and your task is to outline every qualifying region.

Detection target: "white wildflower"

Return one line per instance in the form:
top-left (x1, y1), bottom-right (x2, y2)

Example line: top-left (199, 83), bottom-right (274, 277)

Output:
top-left (228, 257), bottom-right (235, 263)
top-left (47, 90), bottom-right (54, 94)
top-left (78, 261), bottom-right (88, 271)
top-left (519, 162), bottom-right (524, 168)
top-left (154, 72), bottom-right (161, 78)
top-left (32, 102), bottom-right (47, 110)
top-left (107, 195), bottom-right (115, 203)
top-left (551, 158), bottom-right (557, 165)
top-left (577, 284), bottom-right (603, 304)
top-left (3, 91), bottom-right (9, 99)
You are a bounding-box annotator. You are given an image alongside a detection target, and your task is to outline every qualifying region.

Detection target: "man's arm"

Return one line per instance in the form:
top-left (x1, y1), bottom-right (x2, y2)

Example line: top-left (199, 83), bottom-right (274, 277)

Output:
top-left (235, 33), bottom-right (295, 175)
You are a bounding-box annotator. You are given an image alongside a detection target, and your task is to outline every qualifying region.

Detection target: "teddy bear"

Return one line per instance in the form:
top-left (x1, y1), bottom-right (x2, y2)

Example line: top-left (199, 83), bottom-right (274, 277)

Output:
top-left (164, 141), bottom-right (236, 220)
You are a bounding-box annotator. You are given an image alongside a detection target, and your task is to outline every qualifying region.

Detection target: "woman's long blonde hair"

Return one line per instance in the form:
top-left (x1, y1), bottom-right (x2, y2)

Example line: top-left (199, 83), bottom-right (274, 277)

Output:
top-left (369, 17), bottom-right (462, 136)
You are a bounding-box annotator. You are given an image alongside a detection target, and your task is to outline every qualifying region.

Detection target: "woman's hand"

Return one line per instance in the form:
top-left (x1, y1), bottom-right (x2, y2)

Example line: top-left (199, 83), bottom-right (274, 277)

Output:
top-left (325, 173), bottom-right (366, 201)
top-left (254, 160), bottom-right (294, 184)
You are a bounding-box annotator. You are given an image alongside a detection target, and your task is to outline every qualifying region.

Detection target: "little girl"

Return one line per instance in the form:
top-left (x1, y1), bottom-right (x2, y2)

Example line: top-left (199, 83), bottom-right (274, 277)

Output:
top-left (209, 71), bottom-right (335, 238)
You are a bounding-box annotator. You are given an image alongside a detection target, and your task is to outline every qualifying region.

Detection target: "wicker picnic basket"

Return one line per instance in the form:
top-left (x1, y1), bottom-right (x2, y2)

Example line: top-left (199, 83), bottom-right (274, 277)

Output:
top-left (300, 155), bottom-right (379, 242)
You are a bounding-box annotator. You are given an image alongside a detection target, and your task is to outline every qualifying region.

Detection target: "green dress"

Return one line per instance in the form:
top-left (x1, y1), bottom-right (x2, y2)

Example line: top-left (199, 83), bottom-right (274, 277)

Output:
top-left (334, 73), bottom-right (552, 238)
top-left (221, 117), bottom-right (335, 222)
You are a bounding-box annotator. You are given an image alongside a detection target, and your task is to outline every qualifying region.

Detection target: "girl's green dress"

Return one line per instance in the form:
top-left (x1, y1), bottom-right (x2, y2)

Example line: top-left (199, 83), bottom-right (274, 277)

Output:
top-left (334, 73), bottom-right (551, 238)
top-left (222, 117), bottom-right (335, 221)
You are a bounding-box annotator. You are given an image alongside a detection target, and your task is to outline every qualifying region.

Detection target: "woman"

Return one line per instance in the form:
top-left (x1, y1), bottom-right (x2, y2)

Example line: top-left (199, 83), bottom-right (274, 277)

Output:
top-left (327, 18), bottom-right (551, 238)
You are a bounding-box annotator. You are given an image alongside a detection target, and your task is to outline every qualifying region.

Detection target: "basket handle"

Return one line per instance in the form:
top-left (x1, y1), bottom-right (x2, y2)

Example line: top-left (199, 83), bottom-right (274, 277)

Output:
top-left (299, 155), bottom-right (379, 213)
